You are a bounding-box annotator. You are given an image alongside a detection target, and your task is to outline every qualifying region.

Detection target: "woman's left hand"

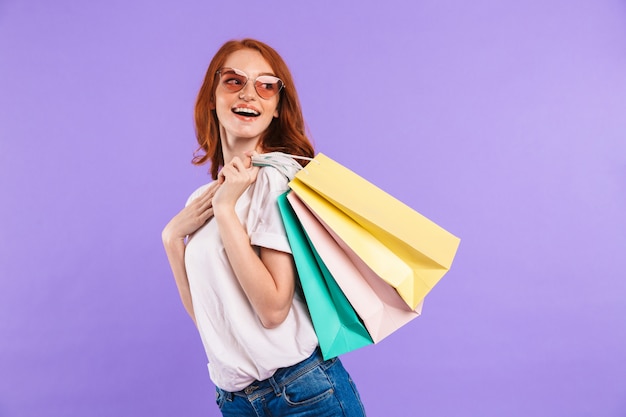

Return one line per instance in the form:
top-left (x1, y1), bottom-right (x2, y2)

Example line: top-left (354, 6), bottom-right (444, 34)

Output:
top-left (212, 153), bottom-right (260, 213)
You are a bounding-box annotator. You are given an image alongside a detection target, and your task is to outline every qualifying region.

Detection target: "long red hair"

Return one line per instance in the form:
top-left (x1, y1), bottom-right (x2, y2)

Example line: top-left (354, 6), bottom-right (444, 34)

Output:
top-left (193, 39), bottom-right (315, 179)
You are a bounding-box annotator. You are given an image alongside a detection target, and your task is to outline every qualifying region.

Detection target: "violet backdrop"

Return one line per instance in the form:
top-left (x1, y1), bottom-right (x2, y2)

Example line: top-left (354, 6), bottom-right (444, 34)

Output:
top-left (1, 0), bottom-right (625, 416)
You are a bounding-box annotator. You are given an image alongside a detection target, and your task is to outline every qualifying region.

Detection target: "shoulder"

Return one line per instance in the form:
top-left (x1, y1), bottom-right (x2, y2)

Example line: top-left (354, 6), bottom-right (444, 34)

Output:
top-left (254, 166), bottom-right (291, 194)
top-left (185, 182), bottom-right (214, 206)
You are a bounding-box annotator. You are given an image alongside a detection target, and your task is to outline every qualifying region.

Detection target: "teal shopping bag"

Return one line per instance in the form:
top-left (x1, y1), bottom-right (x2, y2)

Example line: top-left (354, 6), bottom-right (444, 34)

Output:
top-left (277, 191), bottom-right (373, 360)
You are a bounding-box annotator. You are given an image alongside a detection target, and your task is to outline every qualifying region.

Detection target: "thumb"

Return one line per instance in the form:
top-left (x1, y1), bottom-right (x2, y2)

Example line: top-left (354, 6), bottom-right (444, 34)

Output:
top-left (244, 150), bottom-right (259, 168)
top-left (248, 164), bottom-right (260, 182)
top-left (217, 169), bottom-right (226, 185)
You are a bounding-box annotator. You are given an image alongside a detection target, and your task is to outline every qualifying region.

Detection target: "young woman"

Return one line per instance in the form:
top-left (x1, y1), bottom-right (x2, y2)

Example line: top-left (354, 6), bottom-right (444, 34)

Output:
top-left (162, 38), bottom-right (367, 416)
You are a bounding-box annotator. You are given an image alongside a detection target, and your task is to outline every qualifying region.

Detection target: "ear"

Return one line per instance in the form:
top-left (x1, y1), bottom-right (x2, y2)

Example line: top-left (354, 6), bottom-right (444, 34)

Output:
top-left (209, 99), bottom-right (216, 110)
top-left (274, 99), bottom-right (281, 118)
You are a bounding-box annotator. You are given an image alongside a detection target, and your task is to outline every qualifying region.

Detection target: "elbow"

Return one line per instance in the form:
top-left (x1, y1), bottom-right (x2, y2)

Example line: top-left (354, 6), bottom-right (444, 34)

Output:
top-left (259, 308), bottom-right (290, 329)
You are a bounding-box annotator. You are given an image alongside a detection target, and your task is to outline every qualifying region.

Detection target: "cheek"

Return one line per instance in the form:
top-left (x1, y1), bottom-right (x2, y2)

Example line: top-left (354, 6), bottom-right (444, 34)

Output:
top-left (214, 96), bottom-right (230, 119)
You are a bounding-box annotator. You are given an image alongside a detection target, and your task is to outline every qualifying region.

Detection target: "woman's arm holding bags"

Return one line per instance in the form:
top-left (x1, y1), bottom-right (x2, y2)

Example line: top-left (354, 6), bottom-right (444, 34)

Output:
top-left (213, 156), bottom-right (297, 329)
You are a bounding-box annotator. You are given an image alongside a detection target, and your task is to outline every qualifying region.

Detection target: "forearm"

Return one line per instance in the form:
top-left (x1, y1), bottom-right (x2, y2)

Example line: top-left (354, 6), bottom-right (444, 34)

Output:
top-left (162, 233), bottom-right (196, 325)
top-left (214, 208), bottom-right (293, 328)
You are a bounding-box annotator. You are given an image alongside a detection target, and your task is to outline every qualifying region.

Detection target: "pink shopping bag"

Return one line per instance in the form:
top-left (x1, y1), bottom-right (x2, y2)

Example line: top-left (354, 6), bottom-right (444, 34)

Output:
top-left (287, 192), bottom-right (423, 343)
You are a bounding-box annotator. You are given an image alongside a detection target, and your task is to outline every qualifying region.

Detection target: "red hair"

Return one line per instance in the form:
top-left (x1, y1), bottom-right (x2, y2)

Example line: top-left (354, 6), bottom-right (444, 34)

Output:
top-left (193, 39), bottom-right (315, 179)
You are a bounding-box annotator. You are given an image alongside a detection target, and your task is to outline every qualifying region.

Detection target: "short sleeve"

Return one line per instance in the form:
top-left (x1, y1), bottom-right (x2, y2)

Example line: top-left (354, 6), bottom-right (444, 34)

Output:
top-left (247, 167), bottom-right (292, 254)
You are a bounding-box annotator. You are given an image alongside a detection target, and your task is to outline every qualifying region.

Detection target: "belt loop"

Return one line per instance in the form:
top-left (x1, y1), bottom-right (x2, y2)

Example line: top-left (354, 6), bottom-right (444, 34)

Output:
top-left (269, 376), bottom-right (282, 397)
top-left (218, 387), bottom-right (233, 402)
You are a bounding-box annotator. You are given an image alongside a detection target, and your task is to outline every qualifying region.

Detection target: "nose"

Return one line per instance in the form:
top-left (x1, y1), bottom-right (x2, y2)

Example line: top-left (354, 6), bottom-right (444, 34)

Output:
top-left (239, 81), bottom-right (256, 100)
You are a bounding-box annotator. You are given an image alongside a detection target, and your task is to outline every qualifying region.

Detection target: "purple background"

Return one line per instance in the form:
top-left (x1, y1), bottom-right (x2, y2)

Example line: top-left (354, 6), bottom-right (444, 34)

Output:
top-left (1, 1), bottom-right (625, 416)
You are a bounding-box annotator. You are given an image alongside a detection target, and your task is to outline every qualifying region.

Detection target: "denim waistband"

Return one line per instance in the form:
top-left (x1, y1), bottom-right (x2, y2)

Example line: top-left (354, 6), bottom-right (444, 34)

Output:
top-left (220, 347), bottom-right (330, 401)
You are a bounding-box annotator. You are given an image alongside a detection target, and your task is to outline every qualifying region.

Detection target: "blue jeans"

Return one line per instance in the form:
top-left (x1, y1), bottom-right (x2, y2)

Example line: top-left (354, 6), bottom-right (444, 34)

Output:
top-left (215, 348), bottom-right (367, 416)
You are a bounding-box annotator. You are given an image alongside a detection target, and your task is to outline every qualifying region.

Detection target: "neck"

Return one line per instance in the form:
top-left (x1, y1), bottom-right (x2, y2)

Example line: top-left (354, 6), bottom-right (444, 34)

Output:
top-left (220, 131), bottom-right (263, 165)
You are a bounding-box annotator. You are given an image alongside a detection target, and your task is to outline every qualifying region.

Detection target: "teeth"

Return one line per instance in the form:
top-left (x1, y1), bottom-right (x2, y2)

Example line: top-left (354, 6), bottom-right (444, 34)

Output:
top-left (233, 107), bottom-right (259, 116)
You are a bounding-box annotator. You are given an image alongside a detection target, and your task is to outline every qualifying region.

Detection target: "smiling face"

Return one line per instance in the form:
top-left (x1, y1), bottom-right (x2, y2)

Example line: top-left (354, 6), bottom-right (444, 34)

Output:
top-left (214, 48), bottom-right (280, 151)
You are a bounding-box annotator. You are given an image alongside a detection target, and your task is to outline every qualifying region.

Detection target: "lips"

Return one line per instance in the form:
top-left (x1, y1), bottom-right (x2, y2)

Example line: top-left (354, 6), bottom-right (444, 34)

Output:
top-left (232, 106), bottom-right (260, 117)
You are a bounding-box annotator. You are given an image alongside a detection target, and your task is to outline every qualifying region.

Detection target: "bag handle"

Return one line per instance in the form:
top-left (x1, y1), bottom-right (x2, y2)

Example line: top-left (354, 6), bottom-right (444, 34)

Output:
top-left (251, 152), bottom-right (318, 180)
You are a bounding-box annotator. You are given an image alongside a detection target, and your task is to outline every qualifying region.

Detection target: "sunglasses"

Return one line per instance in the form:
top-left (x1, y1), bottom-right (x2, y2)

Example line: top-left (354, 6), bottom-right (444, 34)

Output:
top-left (216, 67), bottom-right (285, 100)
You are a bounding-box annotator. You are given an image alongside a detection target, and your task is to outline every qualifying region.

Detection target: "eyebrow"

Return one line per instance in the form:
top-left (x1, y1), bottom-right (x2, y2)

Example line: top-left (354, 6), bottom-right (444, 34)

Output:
top-left (227, 67), bottom-right (277, 78)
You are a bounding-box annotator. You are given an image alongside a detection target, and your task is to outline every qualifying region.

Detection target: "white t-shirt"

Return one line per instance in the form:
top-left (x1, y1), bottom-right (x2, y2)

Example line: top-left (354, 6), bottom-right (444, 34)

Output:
top-left (184, 166), bottom-right (318, 392)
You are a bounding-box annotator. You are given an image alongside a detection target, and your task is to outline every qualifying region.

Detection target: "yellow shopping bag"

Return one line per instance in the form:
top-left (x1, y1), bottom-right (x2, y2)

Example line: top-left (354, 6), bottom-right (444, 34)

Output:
top-left (287, 191), bottom-right (422, 343)
top-left (289, 153), bottom-right (461, 310)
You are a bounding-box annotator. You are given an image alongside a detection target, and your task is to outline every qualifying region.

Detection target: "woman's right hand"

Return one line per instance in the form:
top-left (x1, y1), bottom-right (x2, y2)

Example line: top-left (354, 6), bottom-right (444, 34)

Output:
top-left (162, 181), bottom-right (221, 243)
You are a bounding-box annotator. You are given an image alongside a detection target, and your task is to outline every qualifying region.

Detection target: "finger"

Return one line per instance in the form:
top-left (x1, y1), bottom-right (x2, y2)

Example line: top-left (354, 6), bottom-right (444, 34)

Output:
top-left (198, 184), bottom-right (216, 200)
top-left (196, 185), bottom-right (217, 205)
top-left (196, 194), bottom-right (215, 214)
top-left (187, 201), bottom-right (210, 224)
top-left (196, 183), bottom-right (221, 210)
top-left (243, 150), bottom-right (258, 168)
top-left (217, 168), bottom-right (227, 184)
top-left (208, 181), bottom-right (221, 192)
top-left (196, 206), bottom-right (214, 224)
top-left (205, 181), bottom-right (221, 198)
top-left (196, 194), bottom-right (213, 212)
top-left (229, 157), bottom-right (246, 172)
top-left (248, 165), bottom-right (260, 182)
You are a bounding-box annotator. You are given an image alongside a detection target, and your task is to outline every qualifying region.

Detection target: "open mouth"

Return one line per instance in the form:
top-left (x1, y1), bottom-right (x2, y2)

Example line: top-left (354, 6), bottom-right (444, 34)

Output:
top-left (232, 107), bottom-right (260, 117)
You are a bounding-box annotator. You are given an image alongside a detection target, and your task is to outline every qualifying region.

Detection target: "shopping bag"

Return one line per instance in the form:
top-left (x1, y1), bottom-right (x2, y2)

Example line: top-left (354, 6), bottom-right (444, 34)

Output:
top-left (287, 192), bottom-right (423, 343)
top-left (289, 153), bottom-right (461, 310)
top-left (277, 191), bottom-right (373, 360)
